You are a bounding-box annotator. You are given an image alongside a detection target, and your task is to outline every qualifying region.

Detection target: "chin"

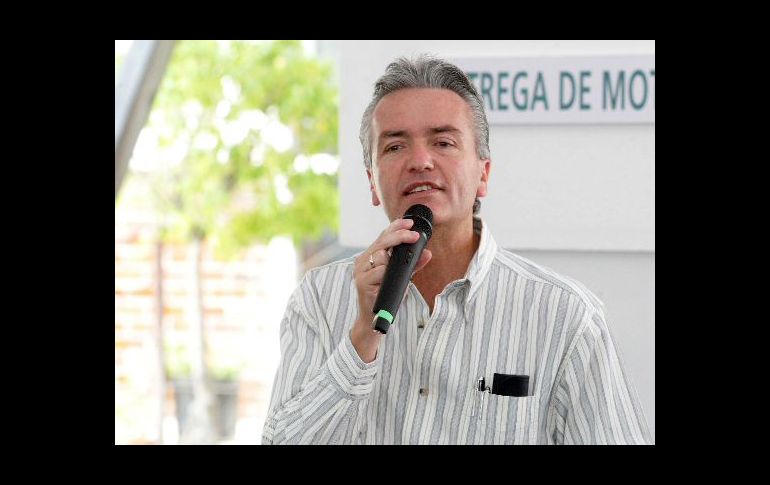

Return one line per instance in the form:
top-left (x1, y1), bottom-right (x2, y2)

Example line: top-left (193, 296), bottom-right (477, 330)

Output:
top-left (390, 202), bottom-right (434, 218)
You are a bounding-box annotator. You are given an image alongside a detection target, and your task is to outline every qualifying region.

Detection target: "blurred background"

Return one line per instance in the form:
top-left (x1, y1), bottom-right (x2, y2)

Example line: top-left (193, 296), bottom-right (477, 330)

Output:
top-left (115, 40), bottom-right (352, 444)
top-left (115, 40), bottom-right (654, 445)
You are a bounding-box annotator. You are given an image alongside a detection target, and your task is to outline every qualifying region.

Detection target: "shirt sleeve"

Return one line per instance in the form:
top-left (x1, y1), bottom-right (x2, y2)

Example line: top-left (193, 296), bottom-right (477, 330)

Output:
top-left (548, 308), bottom-right (653, 445)
top-left (262, 274), bottom-right (379, 444)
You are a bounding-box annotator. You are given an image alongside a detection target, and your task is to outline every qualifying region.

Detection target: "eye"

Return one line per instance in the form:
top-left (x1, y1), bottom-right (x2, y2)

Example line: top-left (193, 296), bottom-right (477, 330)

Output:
top-left (436, 140), bottom-right (455, 148)
top-left (385, 144), bottom-right (403, 153)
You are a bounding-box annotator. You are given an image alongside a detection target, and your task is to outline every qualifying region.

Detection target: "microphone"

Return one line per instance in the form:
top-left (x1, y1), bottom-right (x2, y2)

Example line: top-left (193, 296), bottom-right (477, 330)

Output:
top-left (372, 204), bottom-right (433, 334)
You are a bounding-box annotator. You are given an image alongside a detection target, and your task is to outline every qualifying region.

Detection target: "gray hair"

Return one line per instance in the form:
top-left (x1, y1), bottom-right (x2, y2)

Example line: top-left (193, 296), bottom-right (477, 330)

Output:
top-left (359, 55), bottom-right (490, 215)
top-left (359, 55), bottom-right (490, 170)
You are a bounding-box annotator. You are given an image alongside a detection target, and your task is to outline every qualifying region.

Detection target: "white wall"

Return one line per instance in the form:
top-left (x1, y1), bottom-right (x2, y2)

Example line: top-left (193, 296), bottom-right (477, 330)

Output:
top-left (331, 40), bottom-right (655, 440)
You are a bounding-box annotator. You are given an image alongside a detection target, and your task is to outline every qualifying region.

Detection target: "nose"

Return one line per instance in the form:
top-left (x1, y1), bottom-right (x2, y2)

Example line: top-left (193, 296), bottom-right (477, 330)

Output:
top-left (406, 143), bottom-right (434, 172)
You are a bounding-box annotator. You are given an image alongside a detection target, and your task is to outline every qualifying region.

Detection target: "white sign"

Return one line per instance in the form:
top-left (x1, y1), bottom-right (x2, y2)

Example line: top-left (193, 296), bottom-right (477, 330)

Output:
top-left (451, 55), bottom-right (655, 124)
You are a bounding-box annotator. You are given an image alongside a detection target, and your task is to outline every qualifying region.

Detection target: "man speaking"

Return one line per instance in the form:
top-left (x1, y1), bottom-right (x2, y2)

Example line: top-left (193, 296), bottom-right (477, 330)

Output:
top-left (262, 55), bottom-right (652, 445)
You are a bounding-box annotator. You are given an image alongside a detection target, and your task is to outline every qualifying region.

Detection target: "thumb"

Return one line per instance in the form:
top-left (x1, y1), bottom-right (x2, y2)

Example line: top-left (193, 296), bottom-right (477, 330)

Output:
top-left (412, 249), bottom-right (432, 275)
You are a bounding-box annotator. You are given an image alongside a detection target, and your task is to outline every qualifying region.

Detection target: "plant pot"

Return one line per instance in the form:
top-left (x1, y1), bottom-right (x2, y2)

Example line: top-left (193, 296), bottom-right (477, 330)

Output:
top-left (172, 378), bottom-right (239, 441)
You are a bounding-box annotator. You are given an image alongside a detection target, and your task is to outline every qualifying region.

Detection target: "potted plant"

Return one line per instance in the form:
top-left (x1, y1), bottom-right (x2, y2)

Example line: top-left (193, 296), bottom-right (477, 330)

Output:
top-left (165, 342), bottom-right (243, 441)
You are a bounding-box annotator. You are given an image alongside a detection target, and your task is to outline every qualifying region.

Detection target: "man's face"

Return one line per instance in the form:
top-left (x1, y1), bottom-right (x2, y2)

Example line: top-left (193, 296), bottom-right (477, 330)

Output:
top-left (368, 88), bottom-right (490, 227)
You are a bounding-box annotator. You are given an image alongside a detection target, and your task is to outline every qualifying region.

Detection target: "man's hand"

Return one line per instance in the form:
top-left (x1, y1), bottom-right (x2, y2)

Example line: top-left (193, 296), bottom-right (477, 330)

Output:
top-left (350, 218), bottom-right (432, 363)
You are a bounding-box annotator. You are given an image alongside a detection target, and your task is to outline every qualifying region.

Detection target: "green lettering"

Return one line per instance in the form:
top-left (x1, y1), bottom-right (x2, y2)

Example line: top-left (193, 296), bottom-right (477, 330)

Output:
top-left (603, 70), bottom-right (625, 110)
top-left (497, 71), bottom-right (509, 111)
top-left (512, 72), bottom-right (528, 111)
top-left (579, 71), bottom-right (591, 111)
top-left (481, 72), bottom-right (494, 111)
top-left (629, 69), bottom-right (647, 110)
top-left (560, 71), bottom-right (575, 110)
top-left (532, 72), bottom-right (548, 111)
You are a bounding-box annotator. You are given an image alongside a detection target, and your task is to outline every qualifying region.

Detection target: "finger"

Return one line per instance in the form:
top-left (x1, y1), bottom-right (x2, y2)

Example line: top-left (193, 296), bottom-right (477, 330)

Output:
top-left (370, 248), bottom-right (389, 268)
top-left (412, 249), bottom-right (432, 275)
top-left (392, 217), bottom-right (415, 230)
top-left (361, 249), bottom-right (386, 273)
top-left (372, 228), bottom-right (421, 254)
top-left (361, 265), bottom-right (387, 287)
top-left (376, 218), bottom-right (414, 242)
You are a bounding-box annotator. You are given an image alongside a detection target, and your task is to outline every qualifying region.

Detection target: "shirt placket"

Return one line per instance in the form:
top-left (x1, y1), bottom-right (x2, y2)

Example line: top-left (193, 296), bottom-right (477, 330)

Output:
top-left (400, 284), bottom-right (434, 443)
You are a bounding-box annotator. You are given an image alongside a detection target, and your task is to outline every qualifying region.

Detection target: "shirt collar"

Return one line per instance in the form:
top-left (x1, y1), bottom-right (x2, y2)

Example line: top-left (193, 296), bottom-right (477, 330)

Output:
top-left (462, 217), bottom-right (498, 303)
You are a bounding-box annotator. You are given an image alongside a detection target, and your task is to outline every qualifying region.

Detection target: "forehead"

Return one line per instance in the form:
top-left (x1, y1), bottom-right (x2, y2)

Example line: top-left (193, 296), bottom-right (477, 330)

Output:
top-left (372, 88), bottom-right (473, 136)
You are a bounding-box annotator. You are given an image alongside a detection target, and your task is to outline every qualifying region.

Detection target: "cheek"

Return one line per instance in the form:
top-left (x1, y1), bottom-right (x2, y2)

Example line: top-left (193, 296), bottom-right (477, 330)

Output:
top-left (383, 168), bottom-right (403, 189)
top-left (465, 165), bottom-right (482, 189)
top-left (374, 173), bottom-right (389, 196)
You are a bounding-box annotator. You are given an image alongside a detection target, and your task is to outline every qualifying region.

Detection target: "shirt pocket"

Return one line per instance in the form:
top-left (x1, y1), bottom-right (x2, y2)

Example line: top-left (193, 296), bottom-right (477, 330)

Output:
top-left (481, 393), bottom-right (540, 445)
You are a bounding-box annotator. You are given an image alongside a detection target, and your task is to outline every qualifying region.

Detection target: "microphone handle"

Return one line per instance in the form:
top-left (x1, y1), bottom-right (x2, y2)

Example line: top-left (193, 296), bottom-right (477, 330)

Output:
top-left (372, 231), bottom-right (429, 334)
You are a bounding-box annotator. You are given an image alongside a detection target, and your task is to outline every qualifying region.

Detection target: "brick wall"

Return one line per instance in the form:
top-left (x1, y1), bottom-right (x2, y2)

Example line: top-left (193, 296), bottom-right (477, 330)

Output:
top-left (115, 207), bottom-right (294, 444)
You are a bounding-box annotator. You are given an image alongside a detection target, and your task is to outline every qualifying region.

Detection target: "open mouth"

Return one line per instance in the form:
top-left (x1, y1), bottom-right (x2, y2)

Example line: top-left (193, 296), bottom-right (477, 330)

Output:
top-left (403, 183), bottom-right (442, 197)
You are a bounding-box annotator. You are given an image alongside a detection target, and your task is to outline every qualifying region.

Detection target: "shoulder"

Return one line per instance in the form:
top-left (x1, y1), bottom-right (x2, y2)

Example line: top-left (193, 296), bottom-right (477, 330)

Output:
top-left (492, 248), bottom-right (605, 317)
top-left (296, 253), bottom-right (360, 299)
top-left (286, 254), bottom-right (360, 321)
top-left (303, 254), bottom-right (359, 282)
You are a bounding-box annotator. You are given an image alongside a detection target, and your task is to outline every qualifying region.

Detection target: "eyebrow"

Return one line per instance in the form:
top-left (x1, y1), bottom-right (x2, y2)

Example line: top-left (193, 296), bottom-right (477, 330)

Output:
top-left (429, 125), bottom-right (462, 135)
top-left (380, 130), bottom-right (408, 140)
top-left (379, 125), bottom-right (463, 141)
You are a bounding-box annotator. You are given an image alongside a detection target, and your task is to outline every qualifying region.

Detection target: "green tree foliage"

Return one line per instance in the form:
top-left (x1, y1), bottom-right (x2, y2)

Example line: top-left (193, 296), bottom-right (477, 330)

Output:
top-left (148, 40), bottom-right (339, 254)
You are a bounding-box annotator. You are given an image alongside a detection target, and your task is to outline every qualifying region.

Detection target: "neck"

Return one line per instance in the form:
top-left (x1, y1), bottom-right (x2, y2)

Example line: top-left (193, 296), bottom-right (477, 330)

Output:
top-left (412, 216), bottom-right (479, 310)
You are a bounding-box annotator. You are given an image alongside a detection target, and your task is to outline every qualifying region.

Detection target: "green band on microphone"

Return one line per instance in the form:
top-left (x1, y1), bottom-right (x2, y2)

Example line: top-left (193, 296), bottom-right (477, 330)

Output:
top-left (375, 309), bottom-right (394, 323)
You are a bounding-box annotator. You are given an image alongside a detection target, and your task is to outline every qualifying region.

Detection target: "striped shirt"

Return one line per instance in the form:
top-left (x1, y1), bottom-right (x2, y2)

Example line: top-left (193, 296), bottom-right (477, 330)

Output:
top-left (262, 219), bottom-right (652, 444)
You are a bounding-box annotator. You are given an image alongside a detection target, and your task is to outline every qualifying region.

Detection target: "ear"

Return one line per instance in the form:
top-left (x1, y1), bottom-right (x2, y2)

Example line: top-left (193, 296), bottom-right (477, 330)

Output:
top-left (366, 169), bottom-right (381, 206)
top-left (475, 159), bottom-right (491, 198)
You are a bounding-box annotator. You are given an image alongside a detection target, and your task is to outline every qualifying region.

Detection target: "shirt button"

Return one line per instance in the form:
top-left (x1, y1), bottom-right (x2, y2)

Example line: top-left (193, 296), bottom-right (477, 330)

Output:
top-left (419, 388), bottom-right (427, 396)
top-left (417, 320), bottom-right (425, 329)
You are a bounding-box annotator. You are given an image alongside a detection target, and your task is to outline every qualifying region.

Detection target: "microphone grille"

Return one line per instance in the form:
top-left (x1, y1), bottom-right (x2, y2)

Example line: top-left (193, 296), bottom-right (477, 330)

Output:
top-left (404, 204), bottom-right (433, 240)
